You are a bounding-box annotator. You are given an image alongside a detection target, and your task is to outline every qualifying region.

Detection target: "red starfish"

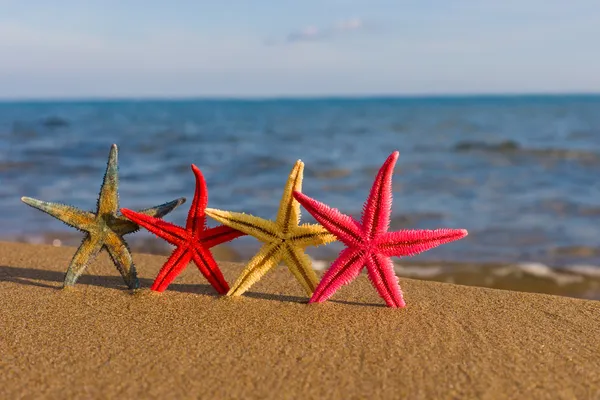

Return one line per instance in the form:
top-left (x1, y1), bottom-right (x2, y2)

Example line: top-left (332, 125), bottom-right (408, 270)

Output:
top-left (120, 165), bottom-right (245, 293)
top-left (293, 151), bottom-right (468, 308)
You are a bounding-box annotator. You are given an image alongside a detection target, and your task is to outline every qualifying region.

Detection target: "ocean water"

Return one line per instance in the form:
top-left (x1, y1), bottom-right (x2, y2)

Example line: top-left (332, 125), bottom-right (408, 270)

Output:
top-left (1, 96), bottom-right (600, 298)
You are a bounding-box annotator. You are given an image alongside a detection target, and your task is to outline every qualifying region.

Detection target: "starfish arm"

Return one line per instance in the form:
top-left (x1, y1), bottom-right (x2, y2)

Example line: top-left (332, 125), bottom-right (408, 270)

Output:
top-left (151, 247), bottom-right (193, 292)
top-left (227, 243), bottom-right (284, 297)
top-left (136, 197), bottom-right (187, 218)
top-left (191, 247), bottom-right (230, 294)
top-left (361, 151), bottom-right (398, 238)
top-left (365, 253), bottom-right (405, 308)
top-left (63, 234), bottom-right (104, 287)
top-left (289, 224), bottom-right (337, 248)
top-left (204, 208), bottom-right (279, 243)
top-left (376, 228), bottom-right (468, 257)
top-left (275, 160), bottom-right (304, 234)
top-left (281, 244), bottom-right (319, 296)
top-left (97, 144), bottom-right (120, 215)
top-left (21, 197), bottom-right (95, 231)
top-left (309, 248), bottom-right (367, 304)
top-left (120, 208), bottom-right (188, 246)
top-left (112, 197), bottom-right (187, 235)
top-left (186, 165), bottom-right (208, 237)
top-left (200, 225), bottom-right (246, 249)
top-left (104, 231), bottom-right (139, 289)
top-left (292, 191), bottom-right (364, 247)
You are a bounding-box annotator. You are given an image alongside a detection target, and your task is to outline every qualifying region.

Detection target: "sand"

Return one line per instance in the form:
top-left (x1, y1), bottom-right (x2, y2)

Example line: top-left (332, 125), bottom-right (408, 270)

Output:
top-left (1, 241), bottom-right (599, 399)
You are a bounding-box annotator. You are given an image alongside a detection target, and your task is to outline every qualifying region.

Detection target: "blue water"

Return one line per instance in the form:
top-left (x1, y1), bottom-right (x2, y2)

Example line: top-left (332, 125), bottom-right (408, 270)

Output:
top-left (2, 96), bottom-right (600, 267)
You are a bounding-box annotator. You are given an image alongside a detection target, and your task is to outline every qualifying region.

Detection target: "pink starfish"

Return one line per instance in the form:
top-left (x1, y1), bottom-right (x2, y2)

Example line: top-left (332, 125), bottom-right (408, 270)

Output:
top-left (293, 151), bottom-right (468, 308)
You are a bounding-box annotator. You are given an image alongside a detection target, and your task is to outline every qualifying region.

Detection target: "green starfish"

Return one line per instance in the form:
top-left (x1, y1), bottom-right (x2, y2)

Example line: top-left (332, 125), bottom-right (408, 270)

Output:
top-left (21, 144), bottom-right (186, 289)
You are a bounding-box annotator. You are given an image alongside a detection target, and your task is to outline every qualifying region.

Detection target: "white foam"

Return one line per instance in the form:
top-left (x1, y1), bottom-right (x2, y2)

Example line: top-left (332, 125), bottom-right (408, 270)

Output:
top-left (306, 256), bottom-right (598, 286)
top-left (566, 264), bottom-right (600, 278)
top-left (514, 262), bottom-right (584, 285)
top-left (517, 262), bottom-right (554, 277)
top-left (309, 257), bottom-right (330, 271)
top-left (394, 264), bottom-right (444, 278)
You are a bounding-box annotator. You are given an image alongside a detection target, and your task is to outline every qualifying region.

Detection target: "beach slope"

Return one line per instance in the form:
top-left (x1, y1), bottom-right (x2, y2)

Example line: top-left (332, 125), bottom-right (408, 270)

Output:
top-left (1, 241), bottom-right (598, 399)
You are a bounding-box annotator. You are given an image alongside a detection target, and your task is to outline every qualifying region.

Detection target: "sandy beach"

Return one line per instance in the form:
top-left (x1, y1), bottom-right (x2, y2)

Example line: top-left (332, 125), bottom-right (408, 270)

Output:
top-left (1, 240), bottom-right (599, 399)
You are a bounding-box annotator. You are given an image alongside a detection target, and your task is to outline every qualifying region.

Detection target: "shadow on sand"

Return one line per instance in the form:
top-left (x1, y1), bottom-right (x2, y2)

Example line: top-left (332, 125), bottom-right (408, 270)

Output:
top-left (0, 264), bottom-right (219, 296)
top-left (0, 264), bottom-right (386, 307)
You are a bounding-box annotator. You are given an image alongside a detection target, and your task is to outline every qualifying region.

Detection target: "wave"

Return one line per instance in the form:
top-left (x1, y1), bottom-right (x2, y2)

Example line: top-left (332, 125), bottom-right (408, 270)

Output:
top-left (453, 140), bottom-right (520, 152)
top-left (453, 140), bottom-right (600, 163)
top-left (313, 259), bottom-right (600, 300)
top-left (41, 116), bottom-right (70, 128)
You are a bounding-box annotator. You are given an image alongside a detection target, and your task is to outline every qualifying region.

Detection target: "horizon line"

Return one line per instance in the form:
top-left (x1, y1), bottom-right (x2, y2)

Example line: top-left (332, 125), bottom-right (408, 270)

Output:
top-left (1, 91), bottom-right (600, 103)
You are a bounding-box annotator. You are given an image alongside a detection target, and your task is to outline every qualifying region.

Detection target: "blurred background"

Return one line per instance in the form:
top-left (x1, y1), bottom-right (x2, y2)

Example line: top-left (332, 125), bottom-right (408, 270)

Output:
top-left (1, 1), bottom-right (600, 299)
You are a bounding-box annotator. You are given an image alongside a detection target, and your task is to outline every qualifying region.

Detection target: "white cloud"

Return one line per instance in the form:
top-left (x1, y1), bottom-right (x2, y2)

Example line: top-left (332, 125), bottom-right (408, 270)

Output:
top-left (285, 17), bottom-right (365, 43)
top-left (334, 17), bottom-right (363, 31)
top-left (286, 25), bottom-right (324, 43)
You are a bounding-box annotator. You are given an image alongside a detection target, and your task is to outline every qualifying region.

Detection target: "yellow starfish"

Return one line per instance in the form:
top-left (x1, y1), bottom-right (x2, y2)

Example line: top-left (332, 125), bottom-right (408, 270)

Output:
top-left (205, 160), bottom-right (336, 297)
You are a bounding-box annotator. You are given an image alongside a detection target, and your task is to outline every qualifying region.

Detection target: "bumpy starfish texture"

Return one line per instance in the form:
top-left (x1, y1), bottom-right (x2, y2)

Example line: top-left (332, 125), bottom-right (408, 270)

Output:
top-left (293, 151), bottom-right (468, 308)
top-left (21, 144), bottom-right (186, 289)
top-left (205, 160), bottom-right (336, 297)
top-left (120, 165), bottom-right (245, 293)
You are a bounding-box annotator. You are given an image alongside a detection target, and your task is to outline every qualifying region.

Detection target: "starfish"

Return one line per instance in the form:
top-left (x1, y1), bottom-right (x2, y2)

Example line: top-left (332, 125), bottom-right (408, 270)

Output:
top-left (120, 165), bottom-right (245, 293)
top-left (21, 144), bottom-right (186, 289)
top-left (293, 151), bottom-right (468, 308)
top-left (204, 160), bottom-right (337, 297)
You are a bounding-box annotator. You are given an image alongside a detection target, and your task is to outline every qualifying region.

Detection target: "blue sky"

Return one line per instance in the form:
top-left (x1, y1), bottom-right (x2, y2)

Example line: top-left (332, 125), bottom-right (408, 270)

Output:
top-left (1, 0), bottom-right (599, 98)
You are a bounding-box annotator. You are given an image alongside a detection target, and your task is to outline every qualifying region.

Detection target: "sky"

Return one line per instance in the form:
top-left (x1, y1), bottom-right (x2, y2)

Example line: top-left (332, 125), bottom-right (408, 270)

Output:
top-left (1, 0), bottom-right (600, 98)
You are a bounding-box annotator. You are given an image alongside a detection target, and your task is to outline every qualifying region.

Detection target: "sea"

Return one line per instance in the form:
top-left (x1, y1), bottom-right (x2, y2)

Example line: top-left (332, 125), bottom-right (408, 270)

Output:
top-left (1, 95), bottom-right (600, 299)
